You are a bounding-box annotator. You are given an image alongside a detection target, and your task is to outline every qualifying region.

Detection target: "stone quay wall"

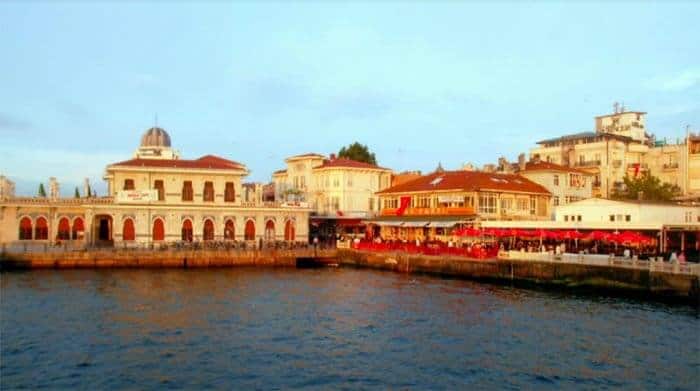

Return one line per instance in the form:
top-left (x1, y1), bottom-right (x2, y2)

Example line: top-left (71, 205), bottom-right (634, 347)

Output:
top-left (338, 249), bottom-right (700, 303)
top-left (0, 248), bottom-right (337, 269)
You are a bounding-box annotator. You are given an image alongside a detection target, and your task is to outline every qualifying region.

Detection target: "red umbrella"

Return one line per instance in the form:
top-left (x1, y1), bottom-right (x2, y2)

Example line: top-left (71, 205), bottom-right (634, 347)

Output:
top-left (615, 231), bottom-right (645, 244)
top-left (587, 230), bottom-right (609, 241)
top-left (560, 230), bottom-right (584, 240)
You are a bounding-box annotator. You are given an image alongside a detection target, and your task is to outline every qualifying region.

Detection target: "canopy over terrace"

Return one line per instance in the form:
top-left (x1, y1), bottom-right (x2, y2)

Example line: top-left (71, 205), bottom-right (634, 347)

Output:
top-left (364, 216), bottom-right (474, 241)
top-left (477, 220), bottom-right (700, 254)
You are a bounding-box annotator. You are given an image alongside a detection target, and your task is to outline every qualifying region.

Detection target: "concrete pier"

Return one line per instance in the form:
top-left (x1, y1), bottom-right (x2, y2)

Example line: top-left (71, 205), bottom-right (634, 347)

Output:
top-left (338, 249), bottom-right (700, 303)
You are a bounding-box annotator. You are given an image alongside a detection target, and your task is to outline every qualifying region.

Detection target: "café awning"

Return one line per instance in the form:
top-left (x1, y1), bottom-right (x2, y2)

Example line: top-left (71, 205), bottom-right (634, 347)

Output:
top-left (428, 221), bottom-right (459, 228)
top-left (402, 221), bottom-right (430, 227)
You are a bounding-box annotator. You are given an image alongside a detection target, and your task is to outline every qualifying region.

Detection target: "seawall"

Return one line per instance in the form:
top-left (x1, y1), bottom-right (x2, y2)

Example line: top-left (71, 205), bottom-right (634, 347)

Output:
top-left (338, 249), bottom-right (700, 304)
top-left (0, 249), bottom-right (337, 269)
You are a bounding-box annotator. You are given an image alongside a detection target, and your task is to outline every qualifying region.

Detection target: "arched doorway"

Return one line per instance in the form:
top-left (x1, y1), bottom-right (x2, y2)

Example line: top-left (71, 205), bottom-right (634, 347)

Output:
top-left (152, 218), bottom-right (165, 241)
top-left (182, 219), bottom-right (193, 242)
top-left (265, 220), bottom-right (275, 241)
top-left (284, 220), bottom-right (295, 241)
top-left (123, 218), bottom-right (135, 241)
top-left (93, 215), bottom-right (113, 244)
top-left (72, 217), bottom-right (84, 240)
top-left (19, 217), bottom-right (32, 240)
top-left (224, 219), bottom-right (235, 240)
top-left (244, 220), bottom-right (255, 240)
top-left (203, 219), bottom-right (214, 241)
top-left (35, 217), bottom-right (48, 240)
top-left (57, 217), bottom-right (71, 240)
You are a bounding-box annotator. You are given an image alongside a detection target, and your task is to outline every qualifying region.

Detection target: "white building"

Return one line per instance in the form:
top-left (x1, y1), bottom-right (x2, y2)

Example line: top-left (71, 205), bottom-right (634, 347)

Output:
top-left (554, 198), bottom-right (699, 226)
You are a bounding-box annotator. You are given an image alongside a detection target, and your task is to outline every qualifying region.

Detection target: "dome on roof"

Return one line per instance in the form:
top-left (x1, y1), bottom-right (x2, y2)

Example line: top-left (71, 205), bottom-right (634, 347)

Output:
top-left (140, 127), bottom-right (171, 147)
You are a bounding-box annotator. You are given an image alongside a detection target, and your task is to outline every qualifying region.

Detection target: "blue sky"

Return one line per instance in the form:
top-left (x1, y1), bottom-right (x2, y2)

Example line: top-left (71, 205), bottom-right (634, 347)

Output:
top-left (1, 1), bottom-right (699, 196)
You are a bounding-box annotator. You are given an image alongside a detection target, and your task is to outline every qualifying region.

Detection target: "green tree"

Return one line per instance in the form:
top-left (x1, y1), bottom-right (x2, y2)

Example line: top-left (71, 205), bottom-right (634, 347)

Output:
top-left (38, 183), bottom-right (46, 197)
top-left (611, 173), bottom-right (681, 202)
top-left (74, 187), bottom-right (80, 198)
top-left (86, 185), bottom-right (92, 198)
top-left (337, 142), bottom-right (377, 165)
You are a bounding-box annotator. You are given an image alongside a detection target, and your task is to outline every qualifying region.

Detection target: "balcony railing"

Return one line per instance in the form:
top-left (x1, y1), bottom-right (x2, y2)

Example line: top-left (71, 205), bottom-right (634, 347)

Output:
top-left (380, 206), bottom-right (475, 217)
top-left (663, 162), bottom-right (679, 170)
top-left (574, 160), bottom-right (601, 167)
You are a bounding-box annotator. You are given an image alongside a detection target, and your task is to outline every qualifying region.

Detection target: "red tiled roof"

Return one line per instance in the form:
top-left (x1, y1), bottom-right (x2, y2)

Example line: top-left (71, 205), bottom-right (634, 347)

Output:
top-left (376, 170), bottom-right (550, 195)
top-left (108, 155), bottom-right (246, 170)
top-left (522, 161), bottom-right (592, 175)
top-left (313, 158), bottom-right (391, 171)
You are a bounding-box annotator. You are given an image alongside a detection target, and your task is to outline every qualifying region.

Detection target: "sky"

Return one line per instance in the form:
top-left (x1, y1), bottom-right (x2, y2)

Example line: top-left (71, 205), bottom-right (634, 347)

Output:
top-left (1, 1), bottom-right (699, 196)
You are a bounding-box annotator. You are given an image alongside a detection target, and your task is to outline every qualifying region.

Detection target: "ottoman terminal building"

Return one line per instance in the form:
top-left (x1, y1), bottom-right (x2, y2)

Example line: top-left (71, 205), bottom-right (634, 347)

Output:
top-left (0, 127), bottom-right (311, 246)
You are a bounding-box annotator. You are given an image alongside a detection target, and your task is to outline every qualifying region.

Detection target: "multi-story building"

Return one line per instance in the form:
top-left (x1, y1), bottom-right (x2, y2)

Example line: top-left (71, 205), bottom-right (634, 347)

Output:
top-left (519, 160), bottom-right (593, 216)
top-left (272, 153), bottom-right (393, 217)
top-left (272, 152), bottom-right (393, 241)
top-left (530, 106), bottom-right (696, 198)
top-left (0, 175), bottom-right (15, 201)
top-left (0, 127), bottom-right (311, 246)
top-left (371, 170), bottom-right (551, 241)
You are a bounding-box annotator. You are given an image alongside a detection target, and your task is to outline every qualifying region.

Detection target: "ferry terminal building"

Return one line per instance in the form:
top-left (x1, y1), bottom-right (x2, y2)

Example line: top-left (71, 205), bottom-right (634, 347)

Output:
top-left (0, 127), bottom-right (311, 247)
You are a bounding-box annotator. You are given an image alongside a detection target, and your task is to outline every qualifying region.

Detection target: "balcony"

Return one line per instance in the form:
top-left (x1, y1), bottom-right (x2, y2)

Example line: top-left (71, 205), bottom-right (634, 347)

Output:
top-left (381, 206), bottom-right (475, 217)
top-left (574, 160), bottom-right (601, 167)
top-left (663, 162), bottom-right (679, 170)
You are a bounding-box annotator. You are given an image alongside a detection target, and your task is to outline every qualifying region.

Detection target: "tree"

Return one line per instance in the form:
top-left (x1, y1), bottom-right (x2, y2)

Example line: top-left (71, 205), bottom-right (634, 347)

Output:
top-left (74, 187), bottom-right (80, 198)
top-left (337, 142), bottom-right (377, 165)
top-left (38, 183), bottom-right (46, 197)
top-left (86, 185), bottom-right (92, 198)
top-left (611, 173), bottom-right (681, 202)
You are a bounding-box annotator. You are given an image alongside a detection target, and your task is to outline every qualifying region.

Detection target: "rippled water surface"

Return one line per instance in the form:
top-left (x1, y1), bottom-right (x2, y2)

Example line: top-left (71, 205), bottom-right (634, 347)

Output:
top-left (1, 268), bottom-right (698, 389)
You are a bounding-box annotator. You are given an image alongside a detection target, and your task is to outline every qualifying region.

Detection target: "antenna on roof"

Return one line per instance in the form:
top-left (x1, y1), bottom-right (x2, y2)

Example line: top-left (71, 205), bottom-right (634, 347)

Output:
top-left (613, 102), bottom-right (620, 114)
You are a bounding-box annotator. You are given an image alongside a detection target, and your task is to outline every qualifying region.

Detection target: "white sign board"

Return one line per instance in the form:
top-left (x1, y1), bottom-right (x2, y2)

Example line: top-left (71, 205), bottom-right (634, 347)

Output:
top-left (116, 189), bottom-right (157, 204)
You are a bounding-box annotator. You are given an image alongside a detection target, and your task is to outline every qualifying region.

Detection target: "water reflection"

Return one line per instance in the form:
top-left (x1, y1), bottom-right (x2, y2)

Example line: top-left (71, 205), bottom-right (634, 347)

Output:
top-left (2, 268), bottom-right (698, 389)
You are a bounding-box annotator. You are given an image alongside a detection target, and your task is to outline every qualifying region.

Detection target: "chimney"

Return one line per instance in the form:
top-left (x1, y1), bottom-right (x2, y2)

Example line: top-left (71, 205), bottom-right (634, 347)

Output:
top-left (518, 153), bottom-right (526, 171)
top-left (329, 153), bottom-right (336, 160)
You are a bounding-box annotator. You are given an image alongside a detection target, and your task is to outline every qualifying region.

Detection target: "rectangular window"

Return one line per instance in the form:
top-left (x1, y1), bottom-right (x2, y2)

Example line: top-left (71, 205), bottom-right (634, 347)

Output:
top-left (564, 215), bottom-right (569, 222)
top-left (553, 175), bottom-right (559, 186)
top-left (609, 215), bottom-right (615, 222)
top-left (123, 179), bottom-right (135, 190)
top-left (300, 176), bottom-right (306, 189)
top-left (529, 196), bottom-right (536, 215)
top-left (369, 198), bottom-right (375, 211)
top-left (154, 180), bottom-right (164, 201)
top-left (625, 215), bottom-right (631, 222)
top-left (500, 198), bottom-right (512, 211)
top-left (332, 196), bottom-right (340, 210)
top-left (224, 182), bottom-right (235, 202)
top-left (577, 215), bottom-right (582, 222)
top-left (553, 196), bottom-right (559, 206)
top-left (478, 193), bottom-right (497, 214)
top-left (203, 181), bottom-right (214, 202)
top-left (182, 181), bottom-right (193, 201)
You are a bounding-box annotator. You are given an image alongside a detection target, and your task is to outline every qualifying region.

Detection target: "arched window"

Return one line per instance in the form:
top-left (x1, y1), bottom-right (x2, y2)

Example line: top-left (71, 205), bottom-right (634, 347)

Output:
top-left (264, 220), bottom-right (275, 241)
top-left (284, 220), bottom-right (295, 241)
top-left (152, 218), bottom-right (165, 241)
top-left (35, 217), bottom-right (48, 240)
top-left (244, 220), bottom-right (255, 241)
top-left (19, 217), bottom-right (32, 240)
top-left (224, 219), bottom-right (235, 240)
top-left (182, 219), bottom-right (193, 242)
top-left (72, 217), bottom-right (84, 240)
top-left (123, 218), bottom-right (135, 241)
top-left (57, 217), bottom-right (71, 240)
top-left (203, 219), bottom-right (214, 241)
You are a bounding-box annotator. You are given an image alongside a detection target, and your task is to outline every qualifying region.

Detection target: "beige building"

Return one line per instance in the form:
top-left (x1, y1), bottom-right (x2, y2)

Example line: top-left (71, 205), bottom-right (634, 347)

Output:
top-left (519, 160), bottom-right (593, 216)
top-left (272, 153), bottom-right (393, 218)
top-left (0, 127), bottom-right (311, 246)
top-left (530, 106), bottom-right (698, 198)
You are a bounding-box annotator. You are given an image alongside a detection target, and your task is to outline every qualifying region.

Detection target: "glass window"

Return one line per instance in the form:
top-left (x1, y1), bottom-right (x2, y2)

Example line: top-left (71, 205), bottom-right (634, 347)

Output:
top-left (154, 180), bottom-right (164, 201)
top-left (182, 181), bottom-right (193, 201)
top-left (203, 181), bottom-right (214, 202)
top-left (225, 182), bottom-right (235, 202)
top-left (123, 179), bottom-right (135, 190)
